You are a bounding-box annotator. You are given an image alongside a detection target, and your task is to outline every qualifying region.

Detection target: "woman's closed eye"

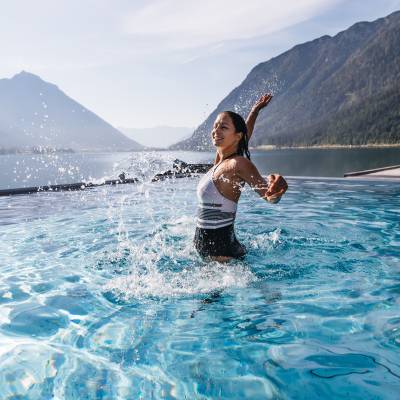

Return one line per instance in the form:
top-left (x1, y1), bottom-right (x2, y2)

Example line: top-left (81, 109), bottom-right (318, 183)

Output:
top-left (214, 124), bottom-right (228, 129)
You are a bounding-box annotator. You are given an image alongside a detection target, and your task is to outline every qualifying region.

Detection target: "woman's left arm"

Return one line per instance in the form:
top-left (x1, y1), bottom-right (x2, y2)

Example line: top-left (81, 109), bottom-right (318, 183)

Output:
top-left (246, 94), bottom-right (273, 141)
top-left (236, 157), bottom-right (288, 202)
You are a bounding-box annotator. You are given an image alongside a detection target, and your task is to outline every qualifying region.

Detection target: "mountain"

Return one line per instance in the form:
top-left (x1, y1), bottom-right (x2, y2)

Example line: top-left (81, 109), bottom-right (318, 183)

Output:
top-left (0, 71), bottom-right (143, 151)
top-left (119, 126), bottom-right (194, 149)
top-left (172, 10), bottom-right (400, 149)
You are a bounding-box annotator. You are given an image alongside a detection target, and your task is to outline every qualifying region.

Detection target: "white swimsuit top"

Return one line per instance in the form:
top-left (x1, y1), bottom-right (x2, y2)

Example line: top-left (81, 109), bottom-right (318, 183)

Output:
top-left (196, 164), bottom-right (238, 229)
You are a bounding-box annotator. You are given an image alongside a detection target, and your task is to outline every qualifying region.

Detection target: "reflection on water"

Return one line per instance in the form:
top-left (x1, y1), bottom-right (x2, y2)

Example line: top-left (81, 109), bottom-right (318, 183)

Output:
top-left (251, 147), bottom-right (400, 178)
top-left (1, 147), bottom-right (399, 189)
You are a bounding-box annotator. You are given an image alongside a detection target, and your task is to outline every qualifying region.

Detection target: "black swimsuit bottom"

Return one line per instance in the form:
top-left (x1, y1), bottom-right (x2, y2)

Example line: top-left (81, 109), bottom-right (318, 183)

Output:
top-left (194, 224), bottom-right (247, 259)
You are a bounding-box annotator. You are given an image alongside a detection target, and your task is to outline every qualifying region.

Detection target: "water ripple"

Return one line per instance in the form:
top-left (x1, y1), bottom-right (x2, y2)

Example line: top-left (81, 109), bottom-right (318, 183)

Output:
top-left (0, 174), bottom-right (399, 399)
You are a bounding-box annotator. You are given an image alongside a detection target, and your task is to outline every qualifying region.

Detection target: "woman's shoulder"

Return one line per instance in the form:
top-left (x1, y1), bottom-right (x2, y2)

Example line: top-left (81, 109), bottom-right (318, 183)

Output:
top-left (224, 156), bottom-right (254, 175)
top-left (231, 155), bottom-right (253, 168)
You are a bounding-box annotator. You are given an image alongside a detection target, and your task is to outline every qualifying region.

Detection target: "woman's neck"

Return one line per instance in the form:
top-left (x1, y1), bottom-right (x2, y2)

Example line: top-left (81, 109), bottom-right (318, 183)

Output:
top-left (217, 146), bottom-right (238, 161)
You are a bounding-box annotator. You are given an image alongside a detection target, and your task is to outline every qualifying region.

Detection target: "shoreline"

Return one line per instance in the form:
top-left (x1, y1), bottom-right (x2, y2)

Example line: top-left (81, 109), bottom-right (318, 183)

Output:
top-left (2, 144), bottom-right (400, 156)
top-left (251, 144), bottom-right (400, 151)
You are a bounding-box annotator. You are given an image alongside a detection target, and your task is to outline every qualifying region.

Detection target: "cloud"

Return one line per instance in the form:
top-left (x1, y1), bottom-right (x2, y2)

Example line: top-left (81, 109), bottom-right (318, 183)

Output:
top-left (123, 0), bottom-right (340, 49)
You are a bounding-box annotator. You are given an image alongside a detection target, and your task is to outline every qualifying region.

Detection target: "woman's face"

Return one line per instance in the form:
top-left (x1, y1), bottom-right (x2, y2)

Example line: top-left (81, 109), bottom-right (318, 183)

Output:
top-left (211, 113), bottom-right (242, 149)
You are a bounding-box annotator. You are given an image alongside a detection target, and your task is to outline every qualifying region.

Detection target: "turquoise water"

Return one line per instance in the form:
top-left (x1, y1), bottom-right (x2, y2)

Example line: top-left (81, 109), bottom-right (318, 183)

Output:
top-left (0, 156), bottom-right (399, 399)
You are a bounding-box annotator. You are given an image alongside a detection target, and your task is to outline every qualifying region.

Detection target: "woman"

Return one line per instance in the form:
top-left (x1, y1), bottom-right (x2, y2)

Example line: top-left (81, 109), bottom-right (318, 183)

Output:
top-left (194, 94), bottom-right (288, 262)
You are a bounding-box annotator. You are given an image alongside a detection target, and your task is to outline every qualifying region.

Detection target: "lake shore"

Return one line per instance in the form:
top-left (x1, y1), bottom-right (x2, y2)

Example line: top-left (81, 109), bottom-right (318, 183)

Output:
top-left (252, 143), bottom-right (400, 150)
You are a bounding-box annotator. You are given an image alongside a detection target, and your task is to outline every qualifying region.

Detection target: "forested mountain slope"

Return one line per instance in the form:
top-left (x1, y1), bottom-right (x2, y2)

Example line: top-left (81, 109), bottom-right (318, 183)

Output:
top-left (173, 11), bottom-right (400, 149)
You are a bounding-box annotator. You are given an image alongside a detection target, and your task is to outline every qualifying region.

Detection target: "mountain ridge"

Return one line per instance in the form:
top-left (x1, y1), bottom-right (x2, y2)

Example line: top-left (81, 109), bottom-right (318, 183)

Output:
top-left (171, 10), bottom-right (400, 150)
top-left (0, 71), bottom-right (143, 151)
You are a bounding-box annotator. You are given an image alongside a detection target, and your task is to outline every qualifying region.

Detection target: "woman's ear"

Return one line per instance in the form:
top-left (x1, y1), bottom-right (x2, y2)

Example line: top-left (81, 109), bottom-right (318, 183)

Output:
top-left (237, 132), bottom-right (243, 141)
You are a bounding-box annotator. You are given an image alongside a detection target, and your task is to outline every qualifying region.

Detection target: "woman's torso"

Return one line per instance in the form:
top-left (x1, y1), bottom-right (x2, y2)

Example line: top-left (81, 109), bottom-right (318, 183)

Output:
top-left (196, 157), bottom-right (245, 229)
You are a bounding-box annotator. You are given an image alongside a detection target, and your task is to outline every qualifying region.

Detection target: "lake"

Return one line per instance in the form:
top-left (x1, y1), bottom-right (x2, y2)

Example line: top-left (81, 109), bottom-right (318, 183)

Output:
top-left (1, 147), bottom-right (399, 190)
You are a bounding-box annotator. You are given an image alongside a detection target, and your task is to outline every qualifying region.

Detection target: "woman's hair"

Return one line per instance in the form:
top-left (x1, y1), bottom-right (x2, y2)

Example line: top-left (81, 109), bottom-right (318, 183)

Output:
top-left (222, 111), bottom-right (251, 160)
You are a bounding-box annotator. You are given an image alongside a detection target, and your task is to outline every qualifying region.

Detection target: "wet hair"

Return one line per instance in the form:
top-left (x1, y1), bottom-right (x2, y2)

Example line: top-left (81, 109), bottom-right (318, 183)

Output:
top-left (221, 111), bottom-right (251, 160)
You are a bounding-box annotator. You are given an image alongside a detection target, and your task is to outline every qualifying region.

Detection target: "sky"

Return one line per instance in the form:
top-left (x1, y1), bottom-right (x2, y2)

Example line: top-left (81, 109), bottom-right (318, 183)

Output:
top-left (1, 0), bottom-right (400, 130)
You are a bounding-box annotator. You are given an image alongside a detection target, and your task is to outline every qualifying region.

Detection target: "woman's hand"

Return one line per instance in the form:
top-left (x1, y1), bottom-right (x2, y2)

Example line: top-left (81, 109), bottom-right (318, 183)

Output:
top-left (251, 94), bottom-right (273, 113)
top-left (266, 174), bottom-right (288, 203)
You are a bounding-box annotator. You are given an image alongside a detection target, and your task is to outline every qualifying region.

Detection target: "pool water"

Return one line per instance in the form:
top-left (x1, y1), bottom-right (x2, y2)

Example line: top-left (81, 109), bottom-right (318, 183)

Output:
top-left (0, 160), bottom-right (399, 399)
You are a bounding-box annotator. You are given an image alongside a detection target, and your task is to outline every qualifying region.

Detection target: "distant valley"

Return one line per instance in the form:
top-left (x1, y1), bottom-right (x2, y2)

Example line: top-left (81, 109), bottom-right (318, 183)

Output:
top-left (119, 126), bottom-right (194, 149)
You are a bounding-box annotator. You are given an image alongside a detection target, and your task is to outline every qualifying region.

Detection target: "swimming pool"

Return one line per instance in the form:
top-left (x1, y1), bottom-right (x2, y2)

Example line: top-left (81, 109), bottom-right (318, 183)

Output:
top-left (0, 172), bottom-right (399, 399)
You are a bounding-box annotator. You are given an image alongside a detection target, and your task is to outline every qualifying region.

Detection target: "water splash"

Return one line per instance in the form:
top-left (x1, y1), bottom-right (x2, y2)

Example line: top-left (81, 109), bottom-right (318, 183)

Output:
top-left (101, 206), bottom-right (256, 299)
top-left (112, 151), bottom-right (178, 183)
top-left (104, 261), bottom-right (256, 300)
top-left (233, 73), bottom-right (284, 115)
top-left (95, 153), bottom-right (259, 300)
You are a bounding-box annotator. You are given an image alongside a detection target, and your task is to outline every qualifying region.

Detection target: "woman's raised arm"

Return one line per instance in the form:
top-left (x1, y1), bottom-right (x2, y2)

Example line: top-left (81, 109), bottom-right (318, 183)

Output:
top-left (246, 94), bottom-right (273, 141)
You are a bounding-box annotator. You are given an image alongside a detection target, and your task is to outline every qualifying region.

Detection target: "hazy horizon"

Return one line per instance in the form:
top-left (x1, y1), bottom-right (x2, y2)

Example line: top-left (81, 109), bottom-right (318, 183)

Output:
top-left (119, 125), bottom-right (194, 148)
